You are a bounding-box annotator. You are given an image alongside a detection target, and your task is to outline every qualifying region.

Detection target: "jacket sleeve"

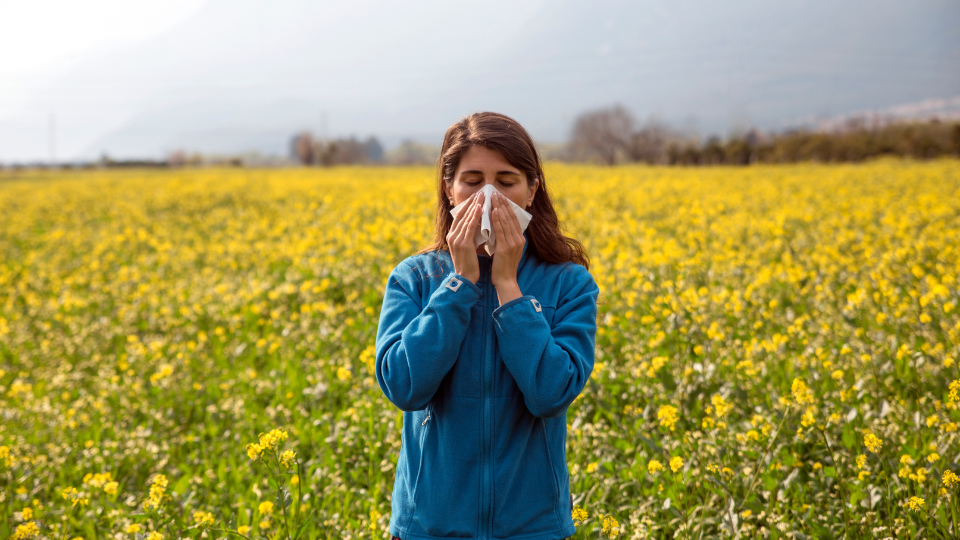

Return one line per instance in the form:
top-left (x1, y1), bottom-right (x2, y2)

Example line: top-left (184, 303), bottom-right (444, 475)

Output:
top-left (492, 264), bottom-right (599, 418)
top-left (375, 260), bottom-right (482, 412)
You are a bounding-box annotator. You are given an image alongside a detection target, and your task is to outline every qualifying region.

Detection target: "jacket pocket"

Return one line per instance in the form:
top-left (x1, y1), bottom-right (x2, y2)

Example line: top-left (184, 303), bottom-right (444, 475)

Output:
top-left (411, 399), bottom-right (479, 537)
top-left (493, 409), bottom-right (562, 537)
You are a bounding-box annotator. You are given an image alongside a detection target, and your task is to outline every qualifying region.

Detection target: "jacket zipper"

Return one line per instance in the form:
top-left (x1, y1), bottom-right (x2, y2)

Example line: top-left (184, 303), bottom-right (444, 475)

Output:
top-left (481, 262), bottom-right (493, 540)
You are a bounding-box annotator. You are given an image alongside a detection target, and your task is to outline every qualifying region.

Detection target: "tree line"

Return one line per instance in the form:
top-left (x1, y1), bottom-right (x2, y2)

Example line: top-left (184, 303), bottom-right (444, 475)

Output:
top-left (562, 104), bottom-right (960, 165)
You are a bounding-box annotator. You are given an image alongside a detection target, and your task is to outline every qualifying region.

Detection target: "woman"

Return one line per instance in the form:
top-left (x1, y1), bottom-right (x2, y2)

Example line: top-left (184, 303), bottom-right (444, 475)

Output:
top-left (375, 112), bottom-right (599, 540)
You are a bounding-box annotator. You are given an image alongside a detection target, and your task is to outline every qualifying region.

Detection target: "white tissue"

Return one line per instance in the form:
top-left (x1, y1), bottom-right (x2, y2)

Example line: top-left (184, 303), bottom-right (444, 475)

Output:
top-left (449, 183), bottom-right (533, 256)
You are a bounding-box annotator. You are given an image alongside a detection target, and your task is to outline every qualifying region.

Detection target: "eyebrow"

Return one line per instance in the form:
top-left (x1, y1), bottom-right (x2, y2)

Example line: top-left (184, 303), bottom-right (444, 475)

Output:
top-left (459, 170), bottom-right (522, 177)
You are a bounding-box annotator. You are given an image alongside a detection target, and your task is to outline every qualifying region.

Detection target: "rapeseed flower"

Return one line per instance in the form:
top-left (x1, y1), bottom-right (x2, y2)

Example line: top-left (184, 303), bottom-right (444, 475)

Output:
top-left (791, 378), bottom-right (814, 405)
top-left (12, 522), bottom-right (40, 540)
top-left (192, 510), bottom-right (215, 526)
top-left (864, 433), bottom-right (883, 453)
top-left (572, 505), bottom-right (588, 524)
top-left (279, 449), bottom-right (297, 469)
top-left (601, 514), bottom-right (620, 537)
top-left (657, 404), bottom-right (679, 431)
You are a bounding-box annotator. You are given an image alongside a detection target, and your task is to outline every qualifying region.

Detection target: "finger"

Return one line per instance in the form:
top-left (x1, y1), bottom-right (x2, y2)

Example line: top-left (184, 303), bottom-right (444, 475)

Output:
top-left (491, 197), bottom-right (502, 243)
top-left (469, 193), bottom-right (484, 233)
top-left (450, 192), bottom-right (477, 236)
top-left (494, 193), bottom-right (517, 246)
top-left (502, 193), bottom-right (521, 240)
top-left (452, 192), bottom-right (481, 245)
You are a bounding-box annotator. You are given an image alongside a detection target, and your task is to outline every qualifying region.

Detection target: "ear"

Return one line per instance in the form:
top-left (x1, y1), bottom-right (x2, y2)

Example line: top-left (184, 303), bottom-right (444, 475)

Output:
top-left (527, 177), bottom-right (540, 208)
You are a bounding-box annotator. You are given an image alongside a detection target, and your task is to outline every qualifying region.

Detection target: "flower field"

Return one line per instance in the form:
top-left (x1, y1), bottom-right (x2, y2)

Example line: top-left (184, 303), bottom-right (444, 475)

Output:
top-left (2, 159), bottom-right (960, 539)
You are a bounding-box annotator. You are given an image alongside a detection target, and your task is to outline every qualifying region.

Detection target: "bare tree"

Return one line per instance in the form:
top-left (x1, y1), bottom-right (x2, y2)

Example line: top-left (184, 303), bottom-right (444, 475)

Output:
top-left (290, 132), bottom-right (316, 165)
top-left (385, 139), bottom-right (439, 165)
top-left (569, 104), bottom-right (635, 165)
top-left (628, 117), bottom-right (674, 164)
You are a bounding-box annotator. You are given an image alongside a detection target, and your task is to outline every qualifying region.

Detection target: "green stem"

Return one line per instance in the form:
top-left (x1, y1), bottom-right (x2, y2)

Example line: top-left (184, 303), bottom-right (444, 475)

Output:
top-left (918, 504), bottom-right (952, 540)
top-left (951, 493), bottom-right (958, 538)
top-left (273, 455), bottom-right (293, 539)
top-left (737, 404), bottom-right (791, 514)
top-left (814, 427), bottom-right (851, 540)
top-left (875, 453), bottom-right (901, 533)
top-left (208, 528), bottom-right (254, 540)
top-left (295, 461), bottom-right (303, 525)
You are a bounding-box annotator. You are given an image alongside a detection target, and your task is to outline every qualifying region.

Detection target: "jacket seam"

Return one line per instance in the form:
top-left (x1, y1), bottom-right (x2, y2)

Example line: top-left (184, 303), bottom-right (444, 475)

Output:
top-left (540, 417), bottom-right (565, 532)
top-left (405, 404), bottom-right (431, 533)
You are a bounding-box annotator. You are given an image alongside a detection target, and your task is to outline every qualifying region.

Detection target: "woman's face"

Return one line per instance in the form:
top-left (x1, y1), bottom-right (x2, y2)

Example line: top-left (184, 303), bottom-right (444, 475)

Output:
top-left (445, 145), bottom-right (538, 213)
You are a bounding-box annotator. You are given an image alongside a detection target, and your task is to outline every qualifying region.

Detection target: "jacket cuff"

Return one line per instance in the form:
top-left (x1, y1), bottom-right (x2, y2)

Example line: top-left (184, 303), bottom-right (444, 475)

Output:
top-left (492, 295), bottom-right (549, 334)
top-left (433, 272), bottom-right (482, 308)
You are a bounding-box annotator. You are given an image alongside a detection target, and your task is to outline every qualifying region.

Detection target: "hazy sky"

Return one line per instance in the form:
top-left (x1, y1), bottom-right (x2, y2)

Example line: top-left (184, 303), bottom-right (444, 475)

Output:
top-left (1, 0), bottom-right (958, 162)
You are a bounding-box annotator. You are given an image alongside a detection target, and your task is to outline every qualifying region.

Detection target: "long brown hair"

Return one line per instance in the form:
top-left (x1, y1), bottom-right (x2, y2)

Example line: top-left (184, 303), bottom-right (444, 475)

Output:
top-left (415, 112), bottom-right (590, 270)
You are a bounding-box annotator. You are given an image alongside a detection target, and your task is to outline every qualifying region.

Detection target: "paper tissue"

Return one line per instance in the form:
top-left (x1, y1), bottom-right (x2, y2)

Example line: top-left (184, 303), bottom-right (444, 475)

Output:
top-left (449, 183), bottom-right (533, 256)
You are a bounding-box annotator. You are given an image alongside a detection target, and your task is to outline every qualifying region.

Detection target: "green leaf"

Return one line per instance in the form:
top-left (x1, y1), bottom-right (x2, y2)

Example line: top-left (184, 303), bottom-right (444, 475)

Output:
top-left (824, 466), bottom-right (836, 478)
top-left (292, 506), bottom-right (319, 540)
top-left (637, 434), bottom-right (664, 456)
top-left (763, 475), bottom-right (778, 491)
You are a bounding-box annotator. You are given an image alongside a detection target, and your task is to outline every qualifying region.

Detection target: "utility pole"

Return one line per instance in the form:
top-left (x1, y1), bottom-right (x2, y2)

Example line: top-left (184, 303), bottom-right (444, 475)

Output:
top-left (48, 111), bottom-right (57, 167)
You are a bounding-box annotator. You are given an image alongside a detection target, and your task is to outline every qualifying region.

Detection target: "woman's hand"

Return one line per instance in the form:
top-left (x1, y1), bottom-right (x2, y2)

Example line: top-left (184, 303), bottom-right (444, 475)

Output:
top-left (447, 191), bottom-right (484, 283)
top-left (490, 191), bottom-right (524, 302)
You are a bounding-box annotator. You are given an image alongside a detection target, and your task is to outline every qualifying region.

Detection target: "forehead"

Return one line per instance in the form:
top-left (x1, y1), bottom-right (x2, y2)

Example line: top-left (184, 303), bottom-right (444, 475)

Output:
top-left (456, 145), bottom-right (519, 174)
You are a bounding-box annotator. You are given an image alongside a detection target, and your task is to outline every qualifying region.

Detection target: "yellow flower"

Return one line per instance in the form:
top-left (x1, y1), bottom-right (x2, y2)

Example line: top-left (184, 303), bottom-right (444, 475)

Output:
top-left (237, 526), bottom-right (251, 535)
top-left (856, 454), bottom-right (866, 469)
top-left (669, 456), bottom-right (684, 473)
top-left (290, 475), bottom-right (299, 485)
top-left (943, 470), bottom-right (960, 489)
top-left (279, 449), bottom-right (297, 469)
top-left (143, 474), bottom-right (168, 510)
top-left (906, 496), bottom-right (924, 512)
top-left (336, 366), bottom-right (352, 381)
top-left (12, 522), bottom-right (40, 540)
top-left (259, 500), bottom-right (274, 515)
top-left (600, 514), bottom-right (620, 537)
top-left (572, 505), bottom-right (588, 524)
top-left (657, 404), bottom-right (679, 431)
top-left (21, 507), bottom-right (33, 520)
top-left (864, 433), bottom-right (882, 453)
top-left (647, 460), bottom-right (663, 474)
top-left (927, 453), bottom-right (939, 463)
top-left (259, 519), bottom-right (271, 529)
top-left (949, 379), bottom-right (960, 402)
top-left (858, 470), bottom-right (870, 481)
top-left (791, 378), bottom-right (814, 405)
top-left (586, 462), bottom-right (599, 473)
top-left (711, 394), bottom-right (732, 417)
top-left (125, 524), bottom-right (142, 534)
top-left (256, 428), bottom-right (289, 453)
top-left (193, 510), bottom-right (215, 526)
top-left (147, 532), bottom-right (163, 540)
top-left (246, 443), bottom-right (262, 460)
top-left (104, 481), bottom-right (119, 495)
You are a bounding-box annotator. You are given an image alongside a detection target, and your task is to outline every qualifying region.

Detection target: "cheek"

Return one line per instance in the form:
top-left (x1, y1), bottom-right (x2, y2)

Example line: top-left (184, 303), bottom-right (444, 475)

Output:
top-left (452, 184), bottom-right (475, 204)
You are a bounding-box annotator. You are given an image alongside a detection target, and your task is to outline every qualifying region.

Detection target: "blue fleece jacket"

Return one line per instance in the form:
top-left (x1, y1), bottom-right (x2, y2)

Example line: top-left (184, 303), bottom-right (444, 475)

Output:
top-left (375, 230), bottom-right (599, 540)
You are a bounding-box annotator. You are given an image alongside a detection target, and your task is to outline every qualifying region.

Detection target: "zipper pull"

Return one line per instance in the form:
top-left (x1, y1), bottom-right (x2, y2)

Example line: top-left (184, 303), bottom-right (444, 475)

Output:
top-left (422, 413), bottom-right (431, 425)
